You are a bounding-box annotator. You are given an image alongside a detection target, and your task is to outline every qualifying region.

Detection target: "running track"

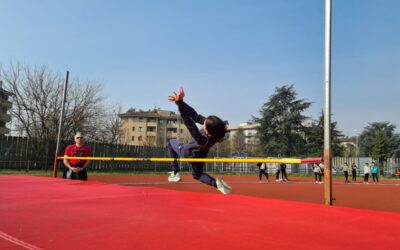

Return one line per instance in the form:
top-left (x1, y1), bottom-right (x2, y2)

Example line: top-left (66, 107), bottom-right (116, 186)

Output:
top-left (0, 175), bottom-right (399, 249)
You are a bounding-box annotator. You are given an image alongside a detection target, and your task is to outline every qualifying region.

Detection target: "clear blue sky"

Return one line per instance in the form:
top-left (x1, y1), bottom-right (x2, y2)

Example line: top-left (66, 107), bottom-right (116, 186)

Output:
top-left (1, 0), bottom-right (399, 136)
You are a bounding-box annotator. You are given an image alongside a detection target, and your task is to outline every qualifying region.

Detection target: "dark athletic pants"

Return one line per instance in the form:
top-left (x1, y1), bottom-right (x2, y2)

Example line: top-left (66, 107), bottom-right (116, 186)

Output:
top-left (344, 171), bottom-right (349, 182)
top-left (259, 169), bottom-right (269, 181)
top-left (352, 170), bottom-right (357, 181)
top-left (168, 139), bottom-right (216, 187)
top-left (63, 164), bottom-right (87, 181)
top-left (281, 169), bottom-right (288, 180)
top-left (314, 173), bottom-right (321, 182)
top-left (372, 173), bottom-right (379, 182)
top-left (364, 173), bottom-right (369, 182)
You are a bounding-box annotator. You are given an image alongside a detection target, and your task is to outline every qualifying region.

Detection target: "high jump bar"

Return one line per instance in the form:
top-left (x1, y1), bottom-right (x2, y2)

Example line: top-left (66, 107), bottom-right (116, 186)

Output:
top-left (57, 156), bottom-right (322, 164)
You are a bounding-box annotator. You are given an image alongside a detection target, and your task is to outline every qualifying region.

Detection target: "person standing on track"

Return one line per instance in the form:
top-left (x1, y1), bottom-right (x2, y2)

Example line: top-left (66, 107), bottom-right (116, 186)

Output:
top-left (63, 132), bottom-right (92, 181)
top-left (351, 162), bottom-right (358, 182)
top-left (319, 162), bottom-right (325, 177)
top-left (343, 162), bottom-right (350, 183)
top-left (166, 87), bottom-right (232, 194)
top-left (371, 161), bottom-right (380, 184)
top-left (363, 162), bottom-right (370, 184)
top-left (275, 163), bottom-right (282, 182)
top-left (280, 163), bottom-right (288, 182)
top-left (313, 163), bottom-right (322, 184)
top-left (257, 162), bottom-right (269, 183)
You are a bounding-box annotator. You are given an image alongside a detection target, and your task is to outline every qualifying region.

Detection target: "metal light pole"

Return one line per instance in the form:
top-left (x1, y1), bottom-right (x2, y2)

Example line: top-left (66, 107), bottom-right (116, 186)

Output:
top-left (324, 0), bottom-right (333, 206)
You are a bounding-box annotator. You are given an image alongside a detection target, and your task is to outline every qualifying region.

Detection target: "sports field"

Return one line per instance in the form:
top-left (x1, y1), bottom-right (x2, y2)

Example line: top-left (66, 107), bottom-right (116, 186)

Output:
top-left (1, 174), bottom-right (399, 249)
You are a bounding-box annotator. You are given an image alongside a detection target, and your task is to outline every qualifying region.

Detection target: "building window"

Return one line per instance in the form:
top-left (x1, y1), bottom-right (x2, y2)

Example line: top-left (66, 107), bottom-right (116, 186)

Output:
top-left (131, 136), bottom-right (134, 141)
top-left (138, 127), bottom-right (143, 132)
top-left (167, 128), bottom-right (177, 134)
top-left (132, 126), bottom-right (135, 131)
top-left (138, 136), bottom-right (142, 142)
top-left (147, 126), bottom-right (155, 132)
top-left (159, 119), bottom-right (164, 124)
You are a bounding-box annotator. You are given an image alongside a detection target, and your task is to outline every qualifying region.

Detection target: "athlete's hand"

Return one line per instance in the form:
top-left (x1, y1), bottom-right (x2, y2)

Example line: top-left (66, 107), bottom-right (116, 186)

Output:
top-left (168, 87), bottom-right (185, 102)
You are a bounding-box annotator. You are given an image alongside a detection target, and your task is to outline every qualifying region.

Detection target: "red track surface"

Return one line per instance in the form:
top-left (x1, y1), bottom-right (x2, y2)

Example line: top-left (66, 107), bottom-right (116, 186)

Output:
top-left (1, 175), bottom-right (399, 250)
top-left (91, 174), bottom-right (400, 212)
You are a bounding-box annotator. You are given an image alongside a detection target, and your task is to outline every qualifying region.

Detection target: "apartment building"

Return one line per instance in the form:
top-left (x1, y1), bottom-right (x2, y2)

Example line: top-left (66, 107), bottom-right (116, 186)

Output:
top-left (228, 122), bottom-right (260, 146)
top-left (119, 108), bottom-right (191, 147)
top-left (0, 81), bottom-right (13, 136)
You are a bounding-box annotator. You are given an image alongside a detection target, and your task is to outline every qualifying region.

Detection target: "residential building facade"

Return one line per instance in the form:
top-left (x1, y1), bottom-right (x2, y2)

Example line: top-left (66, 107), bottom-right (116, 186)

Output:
top-left (228, 122), bottom-right (260, 151)
top-left (119, 108), bottom-right (191, 147)
top-left (0, 81), bottom-right (13, 136)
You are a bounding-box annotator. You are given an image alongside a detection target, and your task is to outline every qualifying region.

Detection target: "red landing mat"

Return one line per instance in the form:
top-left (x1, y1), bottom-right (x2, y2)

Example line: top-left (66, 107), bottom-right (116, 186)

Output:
top-left (0, 175), bottom-right (399, 250)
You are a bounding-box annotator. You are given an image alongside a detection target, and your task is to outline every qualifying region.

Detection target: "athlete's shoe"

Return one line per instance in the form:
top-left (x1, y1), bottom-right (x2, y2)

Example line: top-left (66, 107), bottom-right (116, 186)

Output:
top-left (216, 177), bottom-right (232, 195)
top-left (168, 172), bottom-right (182, 183)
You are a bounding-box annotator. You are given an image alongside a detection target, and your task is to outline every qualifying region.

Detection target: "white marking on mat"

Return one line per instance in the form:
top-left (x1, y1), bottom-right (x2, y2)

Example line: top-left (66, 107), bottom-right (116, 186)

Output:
top-left (0, 232), bottom-right (43, 250)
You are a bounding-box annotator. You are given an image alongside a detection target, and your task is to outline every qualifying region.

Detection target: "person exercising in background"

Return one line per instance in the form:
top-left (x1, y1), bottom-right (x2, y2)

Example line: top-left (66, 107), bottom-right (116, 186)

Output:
top-left (167, 87), bottom-right (232, 194)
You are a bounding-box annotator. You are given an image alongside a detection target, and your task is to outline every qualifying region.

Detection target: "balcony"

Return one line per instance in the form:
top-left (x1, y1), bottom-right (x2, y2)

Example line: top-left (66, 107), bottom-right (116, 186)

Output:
top-left (146, 122), bottom-right (157, 126)
top-left (146, 131), bottom-right (157, 136)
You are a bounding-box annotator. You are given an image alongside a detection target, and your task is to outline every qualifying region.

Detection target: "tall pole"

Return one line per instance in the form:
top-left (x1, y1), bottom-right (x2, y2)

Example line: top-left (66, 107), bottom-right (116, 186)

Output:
top-left (324, 0), bottom-right (333, 205)
top-left (52, 71), bottom-right (69, 177)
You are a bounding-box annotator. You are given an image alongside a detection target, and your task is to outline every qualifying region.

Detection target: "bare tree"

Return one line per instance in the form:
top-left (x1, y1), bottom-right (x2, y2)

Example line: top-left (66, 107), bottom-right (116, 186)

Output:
top-left (0, 61), bottom-right (109, 143)
top-left (94, 105), bottom-right (123, 144)
top-left (231, 128), bottom-right (247, 156)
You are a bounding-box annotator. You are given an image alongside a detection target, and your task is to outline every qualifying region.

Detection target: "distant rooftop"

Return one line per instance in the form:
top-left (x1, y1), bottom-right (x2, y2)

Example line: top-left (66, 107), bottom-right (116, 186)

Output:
top-left (119, 108), bottom-right (178, 118)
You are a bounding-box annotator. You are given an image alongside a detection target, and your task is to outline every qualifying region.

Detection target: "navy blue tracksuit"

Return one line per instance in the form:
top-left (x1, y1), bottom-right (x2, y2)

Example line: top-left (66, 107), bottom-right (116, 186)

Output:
top-left (168, 101), bottom-right (218, 188)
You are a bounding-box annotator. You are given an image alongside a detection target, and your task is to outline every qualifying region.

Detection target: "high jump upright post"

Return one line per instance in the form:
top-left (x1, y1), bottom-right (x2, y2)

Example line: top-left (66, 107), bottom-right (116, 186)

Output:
top-left (324, 0), bottom-right (333, 205)
top-left (52, 71), bottom-right (69, 178)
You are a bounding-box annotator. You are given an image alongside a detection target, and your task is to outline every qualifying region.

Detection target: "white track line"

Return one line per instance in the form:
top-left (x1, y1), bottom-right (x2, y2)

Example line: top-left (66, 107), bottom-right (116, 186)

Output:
top-left (0, 232), bottom-right (43, 250)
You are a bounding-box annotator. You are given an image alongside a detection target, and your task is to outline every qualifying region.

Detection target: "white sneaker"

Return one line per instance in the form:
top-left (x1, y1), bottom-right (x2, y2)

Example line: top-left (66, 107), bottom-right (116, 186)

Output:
top-left (168, 172), bottom-right (182, 183)
top-left (216, 177), bottom-right (232, 195)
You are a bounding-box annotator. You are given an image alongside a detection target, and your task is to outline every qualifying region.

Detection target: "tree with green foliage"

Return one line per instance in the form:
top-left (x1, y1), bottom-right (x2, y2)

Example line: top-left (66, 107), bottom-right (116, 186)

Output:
top-left (359, 122), bottom-right (400, 157)
top-left (372, 131), bottom-right (391, 173)
top-left (253, 85), bottom-right (311, 157)
top-left (305, 111), bottom-right (344, 157)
